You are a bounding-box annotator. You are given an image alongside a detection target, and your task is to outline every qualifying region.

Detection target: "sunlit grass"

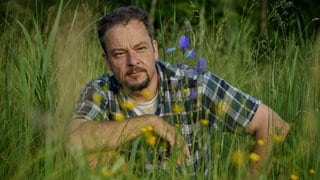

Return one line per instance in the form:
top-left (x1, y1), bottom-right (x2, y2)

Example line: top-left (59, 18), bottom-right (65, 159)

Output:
top-left (0, 0), bottom-right (319, 179)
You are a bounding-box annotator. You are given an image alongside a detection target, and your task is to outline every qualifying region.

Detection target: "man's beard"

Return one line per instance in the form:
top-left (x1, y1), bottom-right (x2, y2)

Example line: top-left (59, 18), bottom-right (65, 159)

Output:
top-left (125, 66), bottom-right (150, 91)
top-left (126, 76), bottom-right (150, 91)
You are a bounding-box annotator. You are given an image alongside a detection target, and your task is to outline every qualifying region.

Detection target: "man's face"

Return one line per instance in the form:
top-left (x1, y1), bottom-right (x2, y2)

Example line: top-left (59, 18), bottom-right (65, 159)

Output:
top-left (103, 20), bottom-right (159, 92)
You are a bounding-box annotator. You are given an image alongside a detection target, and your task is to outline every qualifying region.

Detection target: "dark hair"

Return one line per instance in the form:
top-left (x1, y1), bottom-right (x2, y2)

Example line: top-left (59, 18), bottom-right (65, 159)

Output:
top-left (97, 6), bottom-right (154, 53)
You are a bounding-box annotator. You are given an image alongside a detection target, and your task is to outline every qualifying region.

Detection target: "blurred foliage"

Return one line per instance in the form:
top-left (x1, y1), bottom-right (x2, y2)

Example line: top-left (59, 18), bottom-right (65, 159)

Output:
top-left (1, 0), bottom-right (319, 35)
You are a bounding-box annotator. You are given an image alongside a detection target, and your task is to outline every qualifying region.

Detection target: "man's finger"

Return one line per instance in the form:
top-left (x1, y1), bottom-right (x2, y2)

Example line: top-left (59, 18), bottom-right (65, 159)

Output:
top-left (184, 144), bottom-right (191, 159)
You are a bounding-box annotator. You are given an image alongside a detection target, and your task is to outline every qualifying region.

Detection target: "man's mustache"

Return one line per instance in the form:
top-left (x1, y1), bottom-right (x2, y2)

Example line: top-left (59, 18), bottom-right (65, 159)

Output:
top-left (126, 66), bottom-right (147, 75)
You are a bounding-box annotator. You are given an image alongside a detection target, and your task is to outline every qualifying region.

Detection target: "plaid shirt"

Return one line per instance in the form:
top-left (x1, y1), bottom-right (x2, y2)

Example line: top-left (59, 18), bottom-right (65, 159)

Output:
top-left (74, 60), bottom-right (260, 176)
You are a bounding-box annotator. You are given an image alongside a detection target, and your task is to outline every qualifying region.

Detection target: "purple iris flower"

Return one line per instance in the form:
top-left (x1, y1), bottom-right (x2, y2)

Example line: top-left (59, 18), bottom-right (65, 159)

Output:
top-left (166, 47), bottom-right (177, 54)
top-left (179, 35), bottom-right (190, 50)
top-left (196, 58), bottom-right (206, 71)
top-left (176, 62), bottom-right (185, 70)
top-left (188, 90), bottom-right (198, 99)
top-left (183, 50), bottom-right (197, 58)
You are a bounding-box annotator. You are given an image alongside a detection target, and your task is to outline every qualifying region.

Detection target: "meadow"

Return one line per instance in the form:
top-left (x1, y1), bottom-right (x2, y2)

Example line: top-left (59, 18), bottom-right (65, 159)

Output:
top-left (0, 0), bottom-right (319, 179)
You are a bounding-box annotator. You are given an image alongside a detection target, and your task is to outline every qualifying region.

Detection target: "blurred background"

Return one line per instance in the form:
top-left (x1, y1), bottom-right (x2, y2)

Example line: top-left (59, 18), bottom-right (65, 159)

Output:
top-left (0, 0), bottom-right (319, 179)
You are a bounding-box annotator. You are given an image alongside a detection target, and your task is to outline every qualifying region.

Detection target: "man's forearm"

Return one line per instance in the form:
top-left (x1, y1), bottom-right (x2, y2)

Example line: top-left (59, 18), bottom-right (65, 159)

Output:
top-left (246, 104), bottom-right (290, 177)
top-left (68, 115), bottom-right (159, 152)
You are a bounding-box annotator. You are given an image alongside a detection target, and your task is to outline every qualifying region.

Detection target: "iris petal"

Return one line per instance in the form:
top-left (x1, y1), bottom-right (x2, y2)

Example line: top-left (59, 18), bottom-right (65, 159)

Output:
top-left (176, 62), bottom-right (185, 69)
top-left (184, 50), bottom-right (197, 58)
top-left (166, 47), bottom-right (176, 54)
top-left (189, 90), bottom-right (198, 99)
top-left (197, 58), bottom-right (206, 71)
top-left (179, 35), bottom-right (190, 50)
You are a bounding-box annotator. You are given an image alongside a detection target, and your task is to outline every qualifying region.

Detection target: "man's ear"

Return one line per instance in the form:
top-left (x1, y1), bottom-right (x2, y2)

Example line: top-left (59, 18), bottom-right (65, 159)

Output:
top-left (152, 40), bottom-right (159, 60)
top-left (103, 53), bottom-right (111, 70)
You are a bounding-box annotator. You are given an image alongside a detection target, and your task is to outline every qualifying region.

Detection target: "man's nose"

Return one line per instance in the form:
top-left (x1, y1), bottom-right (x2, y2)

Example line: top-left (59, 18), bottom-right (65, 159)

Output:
top-left (128, 51), bottom-right (139, 65)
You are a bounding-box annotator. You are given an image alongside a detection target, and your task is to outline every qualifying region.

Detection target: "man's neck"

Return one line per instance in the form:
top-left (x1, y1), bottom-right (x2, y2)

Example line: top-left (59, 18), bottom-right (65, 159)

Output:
top-left (125, 72), bottom-right (159, 103)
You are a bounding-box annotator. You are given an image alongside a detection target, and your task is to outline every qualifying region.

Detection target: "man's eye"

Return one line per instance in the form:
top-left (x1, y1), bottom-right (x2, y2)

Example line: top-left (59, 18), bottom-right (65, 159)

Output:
top-left (114, 52), bottom-right (125, 58)
top-left (137, 47), bottom-right (146, 52)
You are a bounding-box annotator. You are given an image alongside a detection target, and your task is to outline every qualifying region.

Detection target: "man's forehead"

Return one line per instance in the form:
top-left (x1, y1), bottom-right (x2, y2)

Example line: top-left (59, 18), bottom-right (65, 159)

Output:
top-left (104, 21), bottom-right (151, 49)
top-left (105, 20), bottom-right (147, 36)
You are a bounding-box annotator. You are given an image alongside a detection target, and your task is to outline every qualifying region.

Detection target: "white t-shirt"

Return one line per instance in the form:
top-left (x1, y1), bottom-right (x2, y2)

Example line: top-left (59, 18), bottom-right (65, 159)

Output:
top-left (127, 93), bottom-right (158, 115)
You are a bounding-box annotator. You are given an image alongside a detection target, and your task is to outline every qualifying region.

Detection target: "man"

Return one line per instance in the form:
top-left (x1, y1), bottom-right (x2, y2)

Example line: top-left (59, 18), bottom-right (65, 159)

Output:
top-left (68, 6), bottom-right (289, 177)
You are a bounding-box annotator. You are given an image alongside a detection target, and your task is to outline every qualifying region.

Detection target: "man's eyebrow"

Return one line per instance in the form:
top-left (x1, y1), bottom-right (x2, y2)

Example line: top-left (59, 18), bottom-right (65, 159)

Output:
top-left (132, 41), bottom-right (149, 48)
top-left (110, 48), bottom-right (126, 54)
top-left (110, 41), bottom-right (149, 53)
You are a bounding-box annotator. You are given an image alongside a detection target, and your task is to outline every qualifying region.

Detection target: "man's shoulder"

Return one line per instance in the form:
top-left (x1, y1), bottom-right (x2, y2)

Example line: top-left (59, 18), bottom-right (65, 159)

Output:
top-left (156, 60), bottom-right (206, 79)
top-left (84, 73), bottom-right (120, 92)
top-left (156, 60), bottom-right (188, 76)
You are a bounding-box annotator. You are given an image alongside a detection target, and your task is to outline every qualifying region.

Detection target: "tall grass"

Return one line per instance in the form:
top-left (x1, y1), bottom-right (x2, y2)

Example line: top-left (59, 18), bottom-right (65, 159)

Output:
top-left (0, 0), bottom-right (319, 179)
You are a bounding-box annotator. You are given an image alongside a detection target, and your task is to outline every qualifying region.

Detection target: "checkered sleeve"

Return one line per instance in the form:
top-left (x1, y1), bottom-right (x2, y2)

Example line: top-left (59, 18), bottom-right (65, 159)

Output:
top-left (73, 79), bottom-right (109, 121)
top-left (201, 71), bottom-right (261, 133)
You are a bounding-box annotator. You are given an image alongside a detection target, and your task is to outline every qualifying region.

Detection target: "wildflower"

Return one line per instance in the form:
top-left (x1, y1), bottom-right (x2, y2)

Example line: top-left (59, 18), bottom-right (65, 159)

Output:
top-left (183, 88), bottom-right (190, 96)
top-left (120, 100), bottom-right (136, 110)
top-left (166, 47), bottom-right (177, 54)
top-left (189, 90), bottom-right (198, 99)
top-left (257, 139), bottom-right (265, 146)
top-left (146, 135), bottom-right (157, 147)
top-left (179, 35), bottom-right (190, 50)
top-left (231, 150), bottom-right (246, 166)
top-left (101, 84), bottom-right (109, 91)
top-left (141, 127), bottom-right (148, 133)
top-left (172, 104), bottom-right (184, 113)
top-left (214, 100), bottom-right (232, 117)
top-left (183, 50), bottom-right (197, 58)
top-left (141, 125), bottom-right (153, 134)
top-left (147, 125), bottom-right (153, 131)
top-left (112, 112), bottom-right (125, 121)
top-left (141, 126), bottom-right (157, 147)
top-left (200, 119), bottom-right (209, 126)
top-left (309, 169), bottom-right (315, 175)
top-left (196, 58), bottom-right (206, 71)
top-left (175, 123), bottom-right (180, 127)
top-left (249, 153), bottom-right (260, 162)
top-left (290, 174), bottom-right (299, 180)
top-left (101, 168), bottom-right (112, 177)
top-left (141, 89), bottom-right (152, 100)
top-left (177, 62), bottom-right (185, 70)
top-left (273, 134), bottom-right (284, 143)
top-left (92, 92), bottom-right (103, 105)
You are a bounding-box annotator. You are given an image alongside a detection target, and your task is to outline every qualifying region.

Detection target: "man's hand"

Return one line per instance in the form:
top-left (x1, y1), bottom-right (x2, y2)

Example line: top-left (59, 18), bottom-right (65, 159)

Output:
top-left (246, 103), bottom-right (290, 177)
top-left (151, 118), bottom-right (191, 165)
top-left (67, 115), bottom-right (190, 167)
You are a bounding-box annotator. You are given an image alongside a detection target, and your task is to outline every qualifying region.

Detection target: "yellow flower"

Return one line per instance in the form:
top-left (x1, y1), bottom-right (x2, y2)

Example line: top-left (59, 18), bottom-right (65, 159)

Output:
top-left (309, 169), bottom-right (315, 175)
top-left (112, 112), bottom-right (125, 121)
top-left (141, 89), bottom-right (152, 100)
top-left (146, 135), bottom-right (157, 147)
top-left (101, 84), bottom-right (109, 91)
top-left (141, 127), bottom-right (148, 133)
top-left (172, 104), bottom-right (184, 113)
top-left (92, 92), bottom-right (103, 105)
top-left (273, 134), bottom-right (284, 143)
top-left (183, 88), bottom-right (190, 96)
top-left (146, 125), bottom-right (153, 131)
top-left (214, 100), bottom-right (232, 117)
top-left (120, 100), bottom-right (136, 110)
top-left (249, 153), bottom-right (260, 162)
top-left (231, 150), bottom-right (246, 166)
top-left (101, 168), bottom-right (112, 177)
top-left (175, 123), bottom-right (180, 127)
top-left (257, 139), bottom-right (265, 146)
top-left (141, 126), bottom-right (153, 138)
top-left (200, 119), bottom-right (209, 126)
top-left (290, 174), bottom-right (299, 180)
